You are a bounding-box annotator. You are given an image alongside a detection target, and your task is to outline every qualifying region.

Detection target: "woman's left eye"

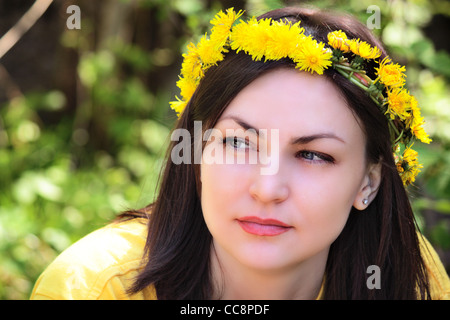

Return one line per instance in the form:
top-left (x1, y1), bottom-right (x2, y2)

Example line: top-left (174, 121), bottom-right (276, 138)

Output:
top-left (297, 150), bottom-right (335, 164)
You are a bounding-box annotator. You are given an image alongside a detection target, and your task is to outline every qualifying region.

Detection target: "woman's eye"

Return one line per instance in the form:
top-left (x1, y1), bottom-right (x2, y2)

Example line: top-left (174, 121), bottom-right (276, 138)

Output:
top-left (224, 137), bottom-right (249, 150)
top-left (297, 150), bottom-right (334, 164)
top-left (301, 151), bottom-right (318, 160)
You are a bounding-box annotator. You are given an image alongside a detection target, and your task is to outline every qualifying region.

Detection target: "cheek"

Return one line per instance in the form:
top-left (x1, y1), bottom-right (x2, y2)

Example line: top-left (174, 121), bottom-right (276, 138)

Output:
top-left (290, 165), bottom-right (362, 240)
top-left (200, 162), bottom-right (254, 250)
top-left (200, 162), bottom-right (249, 221)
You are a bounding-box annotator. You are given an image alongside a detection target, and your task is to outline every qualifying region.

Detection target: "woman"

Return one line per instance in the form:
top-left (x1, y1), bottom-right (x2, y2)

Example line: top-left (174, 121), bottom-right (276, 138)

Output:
top-left (31, 6), bottom-right (450, 300)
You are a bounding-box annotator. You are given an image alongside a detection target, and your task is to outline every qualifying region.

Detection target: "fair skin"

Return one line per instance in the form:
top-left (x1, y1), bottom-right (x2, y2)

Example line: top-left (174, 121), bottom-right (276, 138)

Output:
top-left (200, 68), bottom-right (381, 300)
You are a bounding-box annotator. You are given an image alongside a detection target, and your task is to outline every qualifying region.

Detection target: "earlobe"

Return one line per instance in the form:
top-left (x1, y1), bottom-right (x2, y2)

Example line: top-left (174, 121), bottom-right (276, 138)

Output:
top-left (353, 162), bottom-right (382, 211)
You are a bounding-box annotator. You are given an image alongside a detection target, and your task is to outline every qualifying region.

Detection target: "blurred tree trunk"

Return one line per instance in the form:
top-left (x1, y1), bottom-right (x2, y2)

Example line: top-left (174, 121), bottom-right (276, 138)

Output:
top-left (97, 0), bottom-right (137, 49)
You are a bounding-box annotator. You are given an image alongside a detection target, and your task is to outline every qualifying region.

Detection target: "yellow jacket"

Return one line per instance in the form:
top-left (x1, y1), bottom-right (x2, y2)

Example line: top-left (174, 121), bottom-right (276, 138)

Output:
top-left (30, 218), bottom-right (450, 300)
top-left (30, 219), bottom-right (156, 300)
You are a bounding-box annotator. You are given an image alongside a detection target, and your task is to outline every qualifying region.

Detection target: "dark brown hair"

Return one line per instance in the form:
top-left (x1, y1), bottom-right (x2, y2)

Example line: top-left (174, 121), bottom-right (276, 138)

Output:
top-left (123, 7), bottom-right (431, 299)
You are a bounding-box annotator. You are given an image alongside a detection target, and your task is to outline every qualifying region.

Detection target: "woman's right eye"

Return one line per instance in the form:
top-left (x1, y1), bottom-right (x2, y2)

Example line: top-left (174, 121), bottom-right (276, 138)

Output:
top-left (223, 137), bottom-right (250, 150)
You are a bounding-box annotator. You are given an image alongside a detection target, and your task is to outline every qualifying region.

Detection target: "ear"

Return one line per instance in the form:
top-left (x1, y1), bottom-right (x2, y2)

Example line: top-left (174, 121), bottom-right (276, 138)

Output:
top-left (353, 162), bottom-right (382, 211)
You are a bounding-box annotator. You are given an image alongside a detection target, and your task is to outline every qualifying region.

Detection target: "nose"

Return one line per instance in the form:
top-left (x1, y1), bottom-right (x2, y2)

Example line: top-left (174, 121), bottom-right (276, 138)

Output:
top-left (249, 164), bottom-right (289, 204)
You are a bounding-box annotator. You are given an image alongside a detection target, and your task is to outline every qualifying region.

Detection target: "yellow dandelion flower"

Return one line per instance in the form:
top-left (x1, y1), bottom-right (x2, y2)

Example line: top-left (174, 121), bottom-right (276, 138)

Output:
top-left (404, 94), bottom-right (418, 129)
top-left (359, 41), bottom-right (381, 59)
top-left (176, 76), bottom-right (197, 102)
top-left (396, 147), bottom-right (423, 186)
top-left (411, 115), bottom-right (432, 144)
top-left (386, 87), bottom-right (412, 120)
top-left (210, 8), bottom-right (243, 47)
top-left (375, 57), bottom-right (406, 88)
top-left (171, 75), bottom-right (198, 116)
top-left (233, 17), bottom-right (274, 61)
top-left (399, 94), bottom-right (431, 143)
top-left (196, 35), bottom-right (225, 67)
top-left (410, 94), bottom-right (420, 117)
top-left (169, 97), bottom-right (187, 116)
top-left (327, 30), bottom-right (350, 52)
top-left (264, 21), bottom-right (304, 60)
top-left (180, 42), bottom-right (203, 79)
top-left (403, 147), bottom-right (423, 185)
top-left (348, 38), bottom-right (381, 60)
top-left (402, 146), bottom-right (419, 163)
top-left (293, 36), bottom-right (333, 74)
top-left (229, 18), bottom-right (250, 53)
top-left (210, 8), bottom-right (243, 32)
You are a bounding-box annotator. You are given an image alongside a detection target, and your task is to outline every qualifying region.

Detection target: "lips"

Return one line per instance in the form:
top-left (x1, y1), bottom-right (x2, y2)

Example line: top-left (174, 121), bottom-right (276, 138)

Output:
top-left (237, 216), bottom-right (292, 236)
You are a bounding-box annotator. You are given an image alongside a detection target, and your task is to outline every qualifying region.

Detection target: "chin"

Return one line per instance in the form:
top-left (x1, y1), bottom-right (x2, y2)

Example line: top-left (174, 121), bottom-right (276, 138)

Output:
top-left (233, 245), bottom-right (304, 272)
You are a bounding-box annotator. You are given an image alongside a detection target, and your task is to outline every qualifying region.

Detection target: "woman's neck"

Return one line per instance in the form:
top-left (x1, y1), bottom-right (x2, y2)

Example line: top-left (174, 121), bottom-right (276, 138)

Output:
top-left (210, 245), bottom-right (327, 300)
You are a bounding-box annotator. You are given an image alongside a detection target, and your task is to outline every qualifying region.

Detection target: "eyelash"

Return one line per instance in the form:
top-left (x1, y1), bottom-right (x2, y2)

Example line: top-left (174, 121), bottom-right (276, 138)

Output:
top-left (296, 150), bottom-right (335, 165)
top-left (223, 137), bottom-right (254, 151)
top-left (223, 137), bottom-right (335, 165)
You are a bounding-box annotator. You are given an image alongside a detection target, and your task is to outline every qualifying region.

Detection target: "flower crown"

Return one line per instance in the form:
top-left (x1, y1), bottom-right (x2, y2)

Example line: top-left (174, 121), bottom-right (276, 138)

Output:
top-left (170, 8), bottom-right (431, 186)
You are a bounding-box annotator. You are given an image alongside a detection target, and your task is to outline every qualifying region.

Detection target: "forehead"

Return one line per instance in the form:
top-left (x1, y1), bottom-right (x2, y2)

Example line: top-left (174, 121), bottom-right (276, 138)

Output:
top-left (219, 68), bottom-right (364, 142)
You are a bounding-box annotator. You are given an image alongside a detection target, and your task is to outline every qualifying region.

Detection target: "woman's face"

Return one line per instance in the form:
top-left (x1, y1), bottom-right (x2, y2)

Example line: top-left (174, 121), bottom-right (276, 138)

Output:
top-left (200, 68), bottom-right (370, 273)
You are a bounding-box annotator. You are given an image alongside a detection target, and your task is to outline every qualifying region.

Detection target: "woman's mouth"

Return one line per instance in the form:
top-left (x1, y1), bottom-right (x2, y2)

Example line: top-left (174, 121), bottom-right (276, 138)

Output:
top-left (237, 216), bottom-right (292, 236)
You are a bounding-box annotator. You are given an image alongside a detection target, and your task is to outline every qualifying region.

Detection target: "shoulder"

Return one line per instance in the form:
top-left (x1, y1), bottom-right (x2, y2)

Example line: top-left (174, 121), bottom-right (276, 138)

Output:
top-left (418, 234), bottom-right (450, 300)
top-left (30, 218), bottom-right (156, 300)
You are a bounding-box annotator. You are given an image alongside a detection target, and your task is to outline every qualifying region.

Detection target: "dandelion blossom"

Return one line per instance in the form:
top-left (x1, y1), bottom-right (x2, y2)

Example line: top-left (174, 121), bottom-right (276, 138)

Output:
top-left (176, 76), bottom-right (196, 102)
top-left (169, 97), bottom-right (187, 117)
top-left (411, 118), bottom-right (432, 144)
top-left (396, 147), bottom-right (423, 186)
top-left (327, 30), bottom-right (350, 52)
top-left (196, 36), bottom-right (225, 67)
top-left (264, 21), bottom-right (303, 60)
top-left (180, 43), bottom-right (203, 79)
top-left (210, 8), bottom-right (243, 47)
top-left (375, 57), bottom-right (406, 88)
top-left (231, 17), bottom-right (274, 61)
top-left (386, 87), bottom-right (412, 120)
top-left (294, 36), bottom-right (333, 74)
top-left (348, 39), bottom-right (382, 60)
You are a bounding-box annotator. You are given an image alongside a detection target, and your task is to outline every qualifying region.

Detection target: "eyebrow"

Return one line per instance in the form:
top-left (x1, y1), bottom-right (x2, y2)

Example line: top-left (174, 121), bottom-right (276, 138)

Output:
top-left (291, 133), bottom-right (346, 145)
top-left (219, 115), bottom-right (260, 136)
top-left (218, 115), bottom-right (346, 145)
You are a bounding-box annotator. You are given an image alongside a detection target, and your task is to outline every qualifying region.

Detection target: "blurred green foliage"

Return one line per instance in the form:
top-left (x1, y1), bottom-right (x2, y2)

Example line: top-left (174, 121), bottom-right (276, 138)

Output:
top-left (0, 0), bottom-right (449, 299)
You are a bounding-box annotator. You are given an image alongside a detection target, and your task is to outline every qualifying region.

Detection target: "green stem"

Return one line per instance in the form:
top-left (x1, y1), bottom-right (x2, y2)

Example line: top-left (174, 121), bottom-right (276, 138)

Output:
top-left (393, 129), bottom-right (404, 144)
top-left (370, 94), bottom-right (381, 106)
top-left (334, 64), bottom-right (365, 74)
top-left (335, 66), bottom-right (387, 113)
top-left (388, 120), bottom-right (401, 143)
top-left (335, 68), bottom-right (370, 91)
